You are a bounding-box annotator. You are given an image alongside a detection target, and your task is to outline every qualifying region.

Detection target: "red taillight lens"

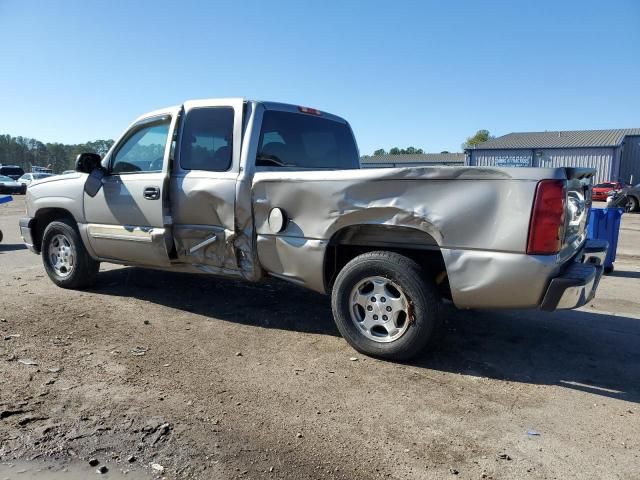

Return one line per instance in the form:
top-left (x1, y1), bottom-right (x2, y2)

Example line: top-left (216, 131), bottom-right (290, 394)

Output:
top-left (298, 106), bottom-right (322, 115)
top-left (527, 180), bottom-right (566, 255)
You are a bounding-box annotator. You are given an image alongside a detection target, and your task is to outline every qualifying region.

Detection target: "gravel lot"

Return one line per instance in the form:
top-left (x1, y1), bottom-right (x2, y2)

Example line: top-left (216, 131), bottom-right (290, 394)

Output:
top-left (1, 196), bottom-right (639, 479)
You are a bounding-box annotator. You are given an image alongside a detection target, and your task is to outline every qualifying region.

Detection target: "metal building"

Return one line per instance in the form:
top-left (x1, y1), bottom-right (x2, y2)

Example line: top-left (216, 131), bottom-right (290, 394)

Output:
top-left (466, 129), bottom-right (640, 184)
top-left (360, 152), bottom-right (466, 168)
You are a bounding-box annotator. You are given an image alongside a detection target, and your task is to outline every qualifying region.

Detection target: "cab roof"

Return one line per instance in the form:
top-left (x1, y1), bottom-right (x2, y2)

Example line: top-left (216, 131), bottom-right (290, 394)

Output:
top-left (134, 98), bottom-right (349, 125)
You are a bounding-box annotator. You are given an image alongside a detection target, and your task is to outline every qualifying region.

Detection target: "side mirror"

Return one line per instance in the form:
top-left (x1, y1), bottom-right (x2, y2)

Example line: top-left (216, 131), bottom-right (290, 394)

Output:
top-left (84, 167), bottom-right (105, 197)
top-left (75, 152), bottom-right (102, 174)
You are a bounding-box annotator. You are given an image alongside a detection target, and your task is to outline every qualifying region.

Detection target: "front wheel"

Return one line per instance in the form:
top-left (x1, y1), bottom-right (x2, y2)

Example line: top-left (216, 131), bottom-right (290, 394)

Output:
top-left (627, 196), bottom-right (639, 213)
top-left (331, 251), bottom-right (444, 361)
top-left (41, 219), bottom-right (99, 289)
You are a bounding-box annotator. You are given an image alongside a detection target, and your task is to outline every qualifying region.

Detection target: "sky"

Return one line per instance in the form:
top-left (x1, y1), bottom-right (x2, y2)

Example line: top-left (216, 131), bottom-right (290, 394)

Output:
top-left (0, 0), bottom-right (638, 155)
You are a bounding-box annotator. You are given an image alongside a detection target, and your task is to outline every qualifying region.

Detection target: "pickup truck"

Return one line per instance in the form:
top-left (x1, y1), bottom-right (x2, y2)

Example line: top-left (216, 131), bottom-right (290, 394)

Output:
top-left (19, 99), bottom-right (607, 360)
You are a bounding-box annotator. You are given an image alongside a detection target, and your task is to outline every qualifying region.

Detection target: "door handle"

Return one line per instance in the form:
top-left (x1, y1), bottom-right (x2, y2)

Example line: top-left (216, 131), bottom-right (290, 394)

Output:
top-left (143, 186), bottom-right (160, 200)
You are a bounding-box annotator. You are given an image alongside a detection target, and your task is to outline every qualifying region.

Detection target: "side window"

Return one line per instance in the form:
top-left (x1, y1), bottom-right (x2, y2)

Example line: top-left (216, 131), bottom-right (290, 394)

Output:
top-left (180, 107), bottom-right (234, 172)
top-left (256, 111), bottom-right (359, 170)
top-left (111, 119), bottom-right (171, 174)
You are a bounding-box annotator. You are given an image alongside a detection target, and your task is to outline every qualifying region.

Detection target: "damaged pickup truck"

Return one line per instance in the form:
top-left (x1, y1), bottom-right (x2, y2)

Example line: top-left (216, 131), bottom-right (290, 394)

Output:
top-left (20, 99), bottom-right (607, 360)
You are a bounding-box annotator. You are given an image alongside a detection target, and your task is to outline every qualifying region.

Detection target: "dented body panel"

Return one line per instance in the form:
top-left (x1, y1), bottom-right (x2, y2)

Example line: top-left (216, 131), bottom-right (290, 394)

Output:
top-left (22, 98), bottom-right (600, 312)
top-left (250, 166), bottom-right (578, 301)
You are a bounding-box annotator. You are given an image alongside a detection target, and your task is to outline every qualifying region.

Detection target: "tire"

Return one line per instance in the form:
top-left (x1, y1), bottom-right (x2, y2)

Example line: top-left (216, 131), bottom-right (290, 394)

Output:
top-left (41, 218), bottom-right (99, 289)
top-left (627, 196), bottom-right (639, 213)
top-left (331, 251), bottom-right (444, 361)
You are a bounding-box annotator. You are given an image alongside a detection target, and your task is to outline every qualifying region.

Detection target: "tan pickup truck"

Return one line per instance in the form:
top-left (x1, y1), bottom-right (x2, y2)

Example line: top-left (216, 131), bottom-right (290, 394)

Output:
top-left (20, 99), bottom-right (607, 359)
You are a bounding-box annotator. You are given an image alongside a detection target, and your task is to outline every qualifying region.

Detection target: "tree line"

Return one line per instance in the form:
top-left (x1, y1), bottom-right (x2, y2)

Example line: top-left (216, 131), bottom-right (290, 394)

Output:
top-left (0, 129), bottom-right (495, 172)
top-left (364, 129), bottom-right (494, 157)
top-left (0, 134), bottom-right (114, 174)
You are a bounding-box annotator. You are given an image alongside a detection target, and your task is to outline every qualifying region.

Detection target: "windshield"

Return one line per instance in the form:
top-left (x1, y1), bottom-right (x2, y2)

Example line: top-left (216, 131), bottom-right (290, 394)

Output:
top-left (594, 183), bottom-right (615, 188)
top-left (0, 175), bottom-right (15, 182)
top-left (33, 173), bottom-right (53, 179)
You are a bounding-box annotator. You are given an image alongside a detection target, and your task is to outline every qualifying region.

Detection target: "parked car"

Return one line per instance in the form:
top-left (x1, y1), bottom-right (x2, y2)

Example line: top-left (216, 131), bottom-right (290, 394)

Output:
top-left (592, 181), bottom-right (625, 201)
top-left (18, 172), bottom-right (55, 187)
top-left (0, 164), bottom-right (25, 181)
top-left (0, 174), bottom-right (27, 194)
top-left (31, 166), bottom-right (53, 174)
top-left (19, 98), bottom-right (607, 360)
top-left (622, 184), bottom-right (640, 212)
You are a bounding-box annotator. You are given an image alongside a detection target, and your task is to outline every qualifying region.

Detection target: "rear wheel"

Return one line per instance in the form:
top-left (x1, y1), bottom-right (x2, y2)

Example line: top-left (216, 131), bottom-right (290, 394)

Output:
top-left (41, 219), bottom-right (99, 289)
top-left (627, 196), bottom-right (639, 213)
top-left (331, 251), bottom-right (444, 361)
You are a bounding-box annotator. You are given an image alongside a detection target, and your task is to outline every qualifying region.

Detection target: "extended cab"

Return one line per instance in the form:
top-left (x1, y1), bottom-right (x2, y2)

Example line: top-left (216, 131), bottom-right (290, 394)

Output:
top-left (20, 99), bottom-right (607, 360)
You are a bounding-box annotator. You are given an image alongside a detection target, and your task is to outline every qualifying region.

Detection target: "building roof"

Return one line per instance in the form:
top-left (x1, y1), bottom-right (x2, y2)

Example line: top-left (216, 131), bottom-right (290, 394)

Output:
top-left (471, 129), bottom-right (640, 150)
top-left (361, 153), bottom-right (466, 164)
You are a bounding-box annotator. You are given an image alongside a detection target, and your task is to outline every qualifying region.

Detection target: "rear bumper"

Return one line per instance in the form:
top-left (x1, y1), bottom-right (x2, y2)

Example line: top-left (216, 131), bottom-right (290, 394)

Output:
top-left (19, 217), bottom-right (38, 253)
top-left (540, 239), bottom-right (608, 311)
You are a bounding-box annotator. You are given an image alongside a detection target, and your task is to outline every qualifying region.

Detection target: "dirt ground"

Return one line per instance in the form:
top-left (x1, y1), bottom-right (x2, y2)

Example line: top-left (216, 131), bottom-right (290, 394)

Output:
top-left (1, 196), bottom-right (639, 480)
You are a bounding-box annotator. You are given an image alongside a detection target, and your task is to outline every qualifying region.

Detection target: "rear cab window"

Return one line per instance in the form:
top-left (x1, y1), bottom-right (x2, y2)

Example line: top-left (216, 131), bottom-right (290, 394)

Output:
top-left (256, 110), bottom-right (359, 170)
top-left (0, 166), bottom-right (25, 177)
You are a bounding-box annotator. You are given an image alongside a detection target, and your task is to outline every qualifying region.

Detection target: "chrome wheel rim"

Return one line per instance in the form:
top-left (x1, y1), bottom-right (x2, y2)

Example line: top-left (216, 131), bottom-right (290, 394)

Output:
top-left (349, 276), bottom-right (411, 343)
top-left (48, 233), bottom-right (75, 278)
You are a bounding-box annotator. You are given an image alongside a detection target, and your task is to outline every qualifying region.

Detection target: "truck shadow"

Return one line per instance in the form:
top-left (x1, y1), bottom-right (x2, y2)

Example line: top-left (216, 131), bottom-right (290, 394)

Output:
top-left (92, 267), bottom-right (640, 404)
top-left (93, 267), bottom-right (338, 336)
top-left (0, 243), bottom-right (27, 253)
top-left (418, 307), bottom-right (640, 404)
top-left (606, 269), bottom-right (640, 279)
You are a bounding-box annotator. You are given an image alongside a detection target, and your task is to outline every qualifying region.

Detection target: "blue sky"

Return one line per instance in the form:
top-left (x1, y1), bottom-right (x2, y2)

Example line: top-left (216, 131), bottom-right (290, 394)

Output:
top-left (0, 0), bottom-right (638, 154)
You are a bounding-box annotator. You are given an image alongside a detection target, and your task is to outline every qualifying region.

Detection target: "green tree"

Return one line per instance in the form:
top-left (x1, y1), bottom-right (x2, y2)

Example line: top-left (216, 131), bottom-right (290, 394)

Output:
top-left (0, 134), bottom-right (115, 173)
top-left (403, 146), bottom-right (424, 155)
top-left (369, 147), bottom-right (427, 156)
top-left (462, 129), bottom-right (493, 149)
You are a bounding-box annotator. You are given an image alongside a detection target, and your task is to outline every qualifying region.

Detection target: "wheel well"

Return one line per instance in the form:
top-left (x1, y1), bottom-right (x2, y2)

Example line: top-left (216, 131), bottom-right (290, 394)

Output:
top-left (324, 225), bottom-right (451, 300)
top-left (32, 208), bottom-right (75, 253)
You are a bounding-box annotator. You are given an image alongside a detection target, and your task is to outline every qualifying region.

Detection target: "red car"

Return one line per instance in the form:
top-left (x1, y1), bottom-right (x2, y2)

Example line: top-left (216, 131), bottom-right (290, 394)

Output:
top-left (592, 181), bottom-right (624, 201)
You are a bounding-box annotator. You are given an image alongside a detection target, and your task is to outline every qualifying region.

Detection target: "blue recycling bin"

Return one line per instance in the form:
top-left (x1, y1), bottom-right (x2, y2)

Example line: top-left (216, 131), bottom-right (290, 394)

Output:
top-left (586, 207), bottom-right (624, 273)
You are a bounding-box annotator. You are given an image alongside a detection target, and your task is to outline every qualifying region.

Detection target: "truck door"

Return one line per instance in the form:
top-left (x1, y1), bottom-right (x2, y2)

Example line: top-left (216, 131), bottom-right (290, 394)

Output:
top-left (170, 99), bottom-right (244, 271)
top-left (83, 108), bottom-right (180, 266)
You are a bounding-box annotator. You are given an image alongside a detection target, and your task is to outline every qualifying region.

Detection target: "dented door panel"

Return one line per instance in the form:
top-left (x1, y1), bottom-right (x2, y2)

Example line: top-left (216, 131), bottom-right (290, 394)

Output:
top-left (170, 173), bottom-right (237, 269)
top-left (170, 99), bottom-right (244, 271)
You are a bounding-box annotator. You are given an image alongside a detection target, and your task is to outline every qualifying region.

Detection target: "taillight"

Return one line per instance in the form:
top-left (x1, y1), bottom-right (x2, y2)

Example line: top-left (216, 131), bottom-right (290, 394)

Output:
top-left (527, 180), bottom-right (566, 255)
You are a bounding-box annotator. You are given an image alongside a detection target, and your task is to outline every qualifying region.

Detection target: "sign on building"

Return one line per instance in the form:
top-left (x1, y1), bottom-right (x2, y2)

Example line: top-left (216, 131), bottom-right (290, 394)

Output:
top-left (495, 155), bottom-right (531, 167)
